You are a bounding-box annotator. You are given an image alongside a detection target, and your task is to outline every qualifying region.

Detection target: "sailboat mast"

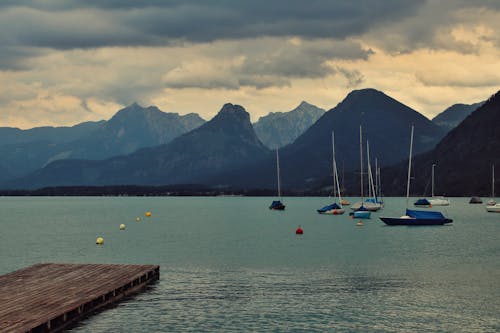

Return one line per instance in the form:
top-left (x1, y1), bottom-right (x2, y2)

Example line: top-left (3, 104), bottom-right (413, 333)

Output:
top-left (332, 131), bottom-right (342, 203)
top-left (375, 158), bottom-right (379, 200)
top-left (360, 126), bottom-right (364, 201)
top-left (367, 141), bottom-right (376, 200)
top-left (331, 131), bottom-right (336, 198)
top-left (492, 164), bottom-right (495, 198)
top-left (276, 149), bottom-right (281, 200)
top-left (406, 125), bottom-right (414, 208)
top-left (431, 164), bottom-right (436, 197)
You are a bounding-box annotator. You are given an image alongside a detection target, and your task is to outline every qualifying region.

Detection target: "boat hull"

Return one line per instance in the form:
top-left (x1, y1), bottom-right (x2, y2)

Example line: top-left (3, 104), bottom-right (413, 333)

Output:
top-left (350, 211), bottom-right (371, 219)
top-left (428, 198), bottom-right (450, 206)
top-left (486, 204), bottom-right (500, 213)
top-left (350, 202), bottom-right (382, 212)
top-left (269, 200), bottom-right (285, 210)
top-left (317, 209), bottom-right (345, 215)
top-left (380, 217), bottom-right (453, 226)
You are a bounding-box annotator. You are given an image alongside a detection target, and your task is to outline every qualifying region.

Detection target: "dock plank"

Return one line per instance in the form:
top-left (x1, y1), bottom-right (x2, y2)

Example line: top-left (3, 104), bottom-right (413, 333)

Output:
top-left (0, 263), bottom-right (159, 333)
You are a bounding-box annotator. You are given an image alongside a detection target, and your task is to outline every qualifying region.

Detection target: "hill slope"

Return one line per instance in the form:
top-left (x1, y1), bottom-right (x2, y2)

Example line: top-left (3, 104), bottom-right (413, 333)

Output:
top-left (383, 90), bottom-right (500, 196)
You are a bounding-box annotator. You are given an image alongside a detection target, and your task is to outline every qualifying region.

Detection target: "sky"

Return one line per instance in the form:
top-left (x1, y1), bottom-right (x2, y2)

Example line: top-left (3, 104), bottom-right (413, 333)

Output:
top-left (1, 0), bottom-right (499, 129)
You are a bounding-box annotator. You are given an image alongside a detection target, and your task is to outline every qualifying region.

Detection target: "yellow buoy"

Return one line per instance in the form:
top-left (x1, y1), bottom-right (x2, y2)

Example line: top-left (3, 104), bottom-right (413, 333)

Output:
top-left (96, 237), bottom-right (104, 245)
top-left (145, 211), bottom-right (152, 217)
top-left (119, 224), bottom-right (126, 230)
top-left (136, 217), bottom-right (141, 222)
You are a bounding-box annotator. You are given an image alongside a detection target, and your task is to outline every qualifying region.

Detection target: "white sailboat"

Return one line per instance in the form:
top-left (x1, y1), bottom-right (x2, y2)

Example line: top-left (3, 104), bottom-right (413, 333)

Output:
top-left (317, 131), bottom-right (345, 215)
top-left (486, 164), bottom-right (499, 212)
top-left (428, 164), bottom-right (450, 206)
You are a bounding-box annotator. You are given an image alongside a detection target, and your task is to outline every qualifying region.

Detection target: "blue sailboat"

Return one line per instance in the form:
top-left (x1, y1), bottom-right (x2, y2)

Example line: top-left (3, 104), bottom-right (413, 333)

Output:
top-left (380, 126), bottom-right (453, 226)
top-left (317, 131), bottom-right (345, 215)
top-left (269, 149), bottom-right (285, 210)
top-left (350, 126), bottom-right (371, 219)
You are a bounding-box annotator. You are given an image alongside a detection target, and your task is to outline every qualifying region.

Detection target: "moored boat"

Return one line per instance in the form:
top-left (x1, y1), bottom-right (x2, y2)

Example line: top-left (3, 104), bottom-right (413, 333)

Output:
top-left (380, 209), bottom-right (453, 226)
top-left (351, 126), bottom-right (371, 219)
top-left (486, 203), bottom-right (500, 213)
top-left (469, 196), bottom-right (482, 204)
top-left (486, 164), bottom-right (497, 208)
top-left (427, 164), bottom-right (450, 206)
top-left (414, 198), bottom-right (431, 207)
top-left (269, 149), bottom-right (285, 210)
top-left (317, 131), bottom-right (345, 215)
top-left (380, 126), bottom-right (452, 226)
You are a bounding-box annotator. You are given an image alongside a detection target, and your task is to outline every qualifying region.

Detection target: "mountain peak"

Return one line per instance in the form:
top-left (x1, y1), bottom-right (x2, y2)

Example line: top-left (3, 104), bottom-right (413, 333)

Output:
top-left (212, 103), bottom-right (251, 124)
top-left (219, 103), bottom-right (248, 116)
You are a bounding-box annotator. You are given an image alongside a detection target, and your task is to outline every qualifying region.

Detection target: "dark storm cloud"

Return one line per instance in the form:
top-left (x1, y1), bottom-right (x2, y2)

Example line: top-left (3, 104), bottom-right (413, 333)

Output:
top-left (1, 0), bottom-right (425, 50)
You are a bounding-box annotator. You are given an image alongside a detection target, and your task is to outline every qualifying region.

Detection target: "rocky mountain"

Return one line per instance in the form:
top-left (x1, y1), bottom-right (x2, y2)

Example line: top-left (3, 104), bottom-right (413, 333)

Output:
top-left (253, 101), bottom-right (325, 149)
top-left (209, 88), bottom-right (447, 190)
top-left (382, 90), bottom-right (500, 196)
top-left (0, 103), bottom-right (205, 182)
top-left (4, 104), bottom-right (270, 189)
top-left (65, 103), bottom-right (206, 160)
top-left (432, 101), bottom-right (484, 132)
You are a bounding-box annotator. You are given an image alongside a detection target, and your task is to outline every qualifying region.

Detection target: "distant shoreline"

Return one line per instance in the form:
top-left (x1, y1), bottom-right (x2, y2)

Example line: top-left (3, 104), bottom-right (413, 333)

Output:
top-left (0, 185), bottom-right (485, 197)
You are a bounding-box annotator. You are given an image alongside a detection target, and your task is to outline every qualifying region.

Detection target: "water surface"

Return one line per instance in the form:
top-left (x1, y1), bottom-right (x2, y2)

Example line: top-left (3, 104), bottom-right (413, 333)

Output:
top-left (0, 196), bottom-right (498, 332)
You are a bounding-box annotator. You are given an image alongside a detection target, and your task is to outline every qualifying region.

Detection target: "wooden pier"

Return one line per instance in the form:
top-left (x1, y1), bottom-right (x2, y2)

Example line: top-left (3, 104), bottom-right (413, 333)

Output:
top-left (0, 263), bottom-right (160, 333)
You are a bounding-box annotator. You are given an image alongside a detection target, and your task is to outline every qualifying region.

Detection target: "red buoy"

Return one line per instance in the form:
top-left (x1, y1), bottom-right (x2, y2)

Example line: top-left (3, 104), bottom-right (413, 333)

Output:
top-left (295, 226), bottom-right (303, 234)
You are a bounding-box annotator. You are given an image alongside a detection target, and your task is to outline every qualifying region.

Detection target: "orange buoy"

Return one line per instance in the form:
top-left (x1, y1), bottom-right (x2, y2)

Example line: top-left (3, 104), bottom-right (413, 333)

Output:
top-left (356, 220), bottom-right (364, 226)
top-left (296, 226), bottom-right (303, 234)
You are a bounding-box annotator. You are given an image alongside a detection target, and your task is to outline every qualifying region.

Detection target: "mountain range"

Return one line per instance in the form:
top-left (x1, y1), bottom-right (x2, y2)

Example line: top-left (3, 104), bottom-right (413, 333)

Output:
top-left (0, 104), bottom-right (205, 183)
top-left (209, 88), bottom-right (447, 190)
top-left (253, 101), bottom-right (325, 149)
top-left (1, 88), bottom-right (493, 194)
top-left (5, 104), bottom-right (270, 189)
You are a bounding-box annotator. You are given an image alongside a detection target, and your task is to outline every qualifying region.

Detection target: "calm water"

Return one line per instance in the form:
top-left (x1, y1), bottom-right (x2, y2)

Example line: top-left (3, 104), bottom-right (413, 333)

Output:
top-left (0, 196), bottom-right (499, 332)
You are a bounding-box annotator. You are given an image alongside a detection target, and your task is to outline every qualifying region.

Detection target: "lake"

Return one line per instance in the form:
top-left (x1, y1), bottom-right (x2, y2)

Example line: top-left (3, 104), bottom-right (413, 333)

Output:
top-left (0, 196), bottom-right (499, 332)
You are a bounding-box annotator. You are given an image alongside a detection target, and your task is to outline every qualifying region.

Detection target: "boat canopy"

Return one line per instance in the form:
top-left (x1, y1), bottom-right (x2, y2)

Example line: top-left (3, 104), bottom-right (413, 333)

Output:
top-left (355, 205), bottom-right (369, 211)
top-left (414, 198), bottom-right (430, 206)
top-left (270, 200), bottom-right (284, 208)
top-left (406, 209), bottom-right (445, 219)
top-left (318, 203), bottom-right (342, 212)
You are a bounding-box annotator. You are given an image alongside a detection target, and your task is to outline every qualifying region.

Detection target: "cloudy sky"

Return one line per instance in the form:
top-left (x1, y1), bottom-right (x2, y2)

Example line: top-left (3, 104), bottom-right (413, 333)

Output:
top-left (1, 0), bottom-right (499, 128)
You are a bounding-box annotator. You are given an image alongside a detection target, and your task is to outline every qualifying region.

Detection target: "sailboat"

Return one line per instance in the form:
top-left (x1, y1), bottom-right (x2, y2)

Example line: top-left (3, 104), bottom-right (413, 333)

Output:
top-left (486, 164), bottom-right (500, 212)
top-left (364, 141), bottom-right (383, 210)
top-left (380, 126), bottom-right (453, 226)
top-left (269, 149), bottom-right (285, 210)
top-left (428, 164), bottom-right (450, 206)
top-left (350, 126), bottom-right (371, 219)
top-left (350, 140), bottom-right (381, 211)
top-left (317, 131), bottom-right (345, 215)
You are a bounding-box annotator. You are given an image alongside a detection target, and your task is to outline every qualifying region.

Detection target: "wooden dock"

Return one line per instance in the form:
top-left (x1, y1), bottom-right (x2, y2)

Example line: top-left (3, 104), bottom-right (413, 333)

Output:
top-left (0, 263), bottom-right (160, 333)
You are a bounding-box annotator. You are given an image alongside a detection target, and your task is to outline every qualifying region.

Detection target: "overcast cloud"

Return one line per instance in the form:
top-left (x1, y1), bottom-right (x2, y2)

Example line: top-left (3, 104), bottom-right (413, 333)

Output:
top-left (0, 0), bottom-right (499, 128)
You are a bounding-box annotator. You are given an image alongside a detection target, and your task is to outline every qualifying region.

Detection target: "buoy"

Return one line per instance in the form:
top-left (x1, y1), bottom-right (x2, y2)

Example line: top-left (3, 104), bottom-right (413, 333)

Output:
top-left (356, 220), bottom-right (363, 226)
top-left (145, 211), bottom-right (152, 217)
top-left (136, 217), bottom-right (141, 222)
top-left (295, 226), bottom-right (303, 234)
top-left (96, 237), bottom-right (104, 245)
top-left (119, 224), bottom-right (126, 230)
